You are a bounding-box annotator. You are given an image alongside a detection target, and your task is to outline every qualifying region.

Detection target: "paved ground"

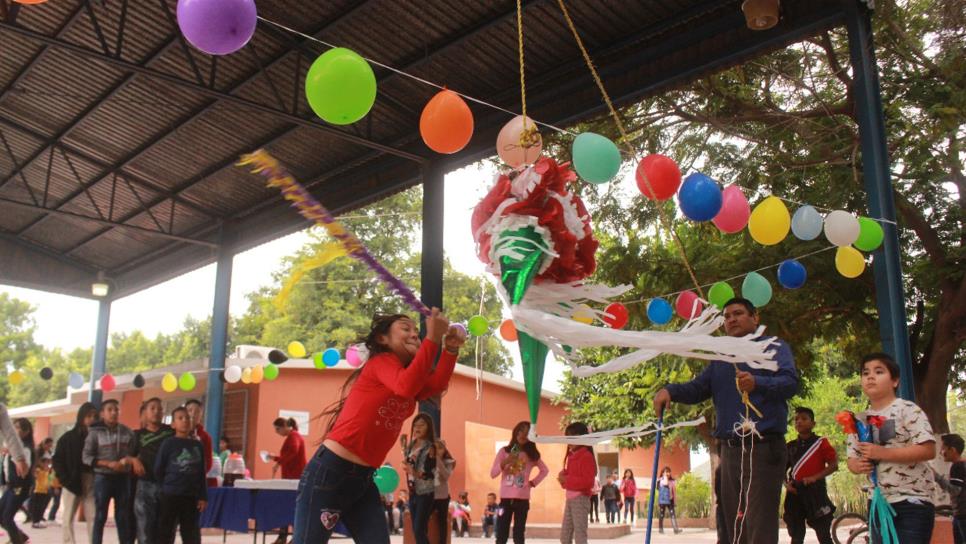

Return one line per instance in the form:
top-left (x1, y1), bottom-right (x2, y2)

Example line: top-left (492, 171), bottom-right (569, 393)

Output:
top-left (7, 521), bottom-right (829, 543)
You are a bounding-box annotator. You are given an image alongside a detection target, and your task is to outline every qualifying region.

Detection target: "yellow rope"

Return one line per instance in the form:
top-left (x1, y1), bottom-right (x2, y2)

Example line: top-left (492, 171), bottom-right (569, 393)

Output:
top-left (515, 0), bottom-right (539, 152)
top-left (555, 0), bottom-right (704, 297)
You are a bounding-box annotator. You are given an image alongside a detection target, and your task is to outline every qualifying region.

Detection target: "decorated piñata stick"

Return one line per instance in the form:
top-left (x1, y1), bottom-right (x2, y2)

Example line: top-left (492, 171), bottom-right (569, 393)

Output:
top-left (238, 149), bottom-right (430, 317)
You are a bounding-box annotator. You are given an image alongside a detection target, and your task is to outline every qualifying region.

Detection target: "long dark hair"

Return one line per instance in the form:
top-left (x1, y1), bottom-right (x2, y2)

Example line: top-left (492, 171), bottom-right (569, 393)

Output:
top-left (14, 418), bottom-right (35, 469)
top-left (503, 420), bottom-right (541, 462)
top-left (273, 417), bottom-right (298, 431)
top-left (564, 421), bottom-right (594, 457)
top-left (318, 314), bottom-right (413, 437)
top-left (409, 413), bottom-right (437, 448)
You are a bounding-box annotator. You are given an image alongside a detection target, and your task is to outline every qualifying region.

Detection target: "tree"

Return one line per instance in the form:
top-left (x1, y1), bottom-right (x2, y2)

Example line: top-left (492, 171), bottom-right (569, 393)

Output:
top-left (557, 0), bottom-right (963, 434)
top-left (0, 292), bottom-right (39, 403)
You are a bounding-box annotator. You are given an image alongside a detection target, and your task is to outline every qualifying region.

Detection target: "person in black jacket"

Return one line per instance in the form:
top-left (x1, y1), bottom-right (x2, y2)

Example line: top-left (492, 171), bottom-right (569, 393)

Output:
top-left (53, 402), bottom-right (98, 544)
top-left (0, 418), bottom-right (35, 544)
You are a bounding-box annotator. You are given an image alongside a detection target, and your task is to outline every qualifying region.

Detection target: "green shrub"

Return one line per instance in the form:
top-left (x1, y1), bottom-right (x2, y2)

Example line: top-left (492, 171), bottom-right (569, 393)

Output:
top-left (675, 472), bottom-right (711, 518)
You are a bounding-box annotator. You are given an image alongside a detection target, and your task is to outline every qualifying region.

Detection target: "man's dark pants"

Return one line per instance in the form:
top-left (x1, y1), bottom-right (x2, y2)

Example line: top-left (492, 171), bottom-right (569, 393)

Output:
top-left (719, 434), bottom-right (786, 544)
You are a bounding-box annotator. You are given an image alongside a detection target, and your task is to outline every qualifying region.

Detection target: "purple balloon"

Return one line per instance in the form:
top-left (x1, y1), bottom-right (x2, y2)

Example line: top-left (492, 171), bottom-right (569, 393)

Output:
top-left (451, 323), bottom-right (467, 336)
top-left (177, 0), bottom-right (257, 56)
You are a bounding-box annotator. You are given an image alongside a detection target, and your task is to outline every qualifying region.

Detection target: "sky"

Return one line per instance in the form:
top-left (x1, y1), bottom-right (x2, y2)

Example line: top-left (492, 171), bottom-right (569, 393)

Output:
top-left (2, 162), bottom-right (642, 393)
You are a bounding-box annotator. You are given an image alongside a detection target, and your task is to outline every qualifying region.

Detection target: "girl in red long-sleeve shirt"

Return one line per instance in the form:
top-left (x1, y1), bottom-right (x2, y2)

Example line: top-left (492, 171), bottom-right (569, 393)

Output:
top-left (270, 417), bottom-right (306, 544)
top-left (558, 422), bottom-right (597, 544)
top-left (292, 309), bottom-right (465, 544)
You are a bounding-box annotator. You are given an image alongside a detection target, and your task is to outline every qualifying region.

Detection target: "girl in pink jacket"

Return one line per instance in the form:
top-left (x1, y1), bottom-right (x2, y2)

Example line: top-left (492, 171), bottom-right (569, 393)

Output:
top-left (620, 469), bottom-right (638, 524)
top-left (489, 421), bottom-right (549, 544)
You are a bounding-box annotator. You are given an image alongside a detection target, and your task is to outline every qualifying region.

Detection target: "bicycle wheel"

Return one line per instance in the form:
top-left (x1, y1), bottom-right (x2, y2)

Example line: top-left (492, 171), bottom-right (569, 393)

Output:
top-left (846, 527), bottom-right (870, 544)
top-left (832, 512), bottom-right (868, 544)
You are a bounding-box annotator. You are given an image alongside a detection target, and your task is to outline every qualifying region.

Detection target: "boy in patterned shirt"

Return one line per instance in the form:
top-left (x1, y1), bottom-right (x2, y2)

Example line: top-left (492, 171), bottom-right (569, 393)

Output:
top-left (846, 353), bottom-right (937, 544)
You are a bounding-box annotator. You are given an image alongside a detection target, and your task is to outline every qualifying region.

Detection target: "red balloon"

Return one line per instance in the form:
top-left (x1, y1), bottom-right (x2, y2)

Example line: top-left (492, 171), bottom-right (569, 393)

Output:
top-left (420, 89), bottom-right (474, 154)
top-left (100, 373), bottom-right (116, 393)
top-left (636, 154), bottom-right (682, 201)
top-left (675, 291), bottom-right (704, 320)
top-left (602, 302), bottom-right (629, 329)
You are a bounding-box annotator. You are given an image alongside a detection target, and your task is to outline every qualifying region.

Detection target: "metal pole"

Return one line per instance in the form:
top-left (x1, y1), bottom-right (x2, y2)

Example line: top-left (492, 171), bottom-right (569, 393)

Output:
top-left (205, 235), bottom-right (233, 448)
top-left (644, 411), bottom-right (664, 544)
top-left (88, 298), bottom-right (111, 406)
top-left (419, 163), bottom-right (446, 429)
top-left (844, 1), bottom-right (915, 401)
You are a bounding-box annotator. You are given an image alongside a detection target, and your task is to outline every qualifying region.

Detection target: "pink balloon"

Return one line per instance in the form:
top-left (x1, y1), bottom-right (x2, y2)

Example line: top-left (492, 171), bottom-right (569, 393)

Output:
top-left (100, 373), bottom-right (116, 393)
top-left (346, 345), bottom-right (362, 368)
top-left (712, 185), bottom-right (751, 234)
top-left (496, 115), bottom-right (542, 168)
top-left (675, 291), bottom-right (704, 319)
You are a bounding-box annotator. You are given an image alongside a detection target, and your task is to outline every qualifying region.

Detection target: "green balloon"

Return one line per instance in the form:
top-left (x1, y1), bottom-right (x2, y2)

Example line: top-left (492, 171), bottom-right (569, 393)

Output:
top-left (572, 132), bottom-right (621, 184)
top-left (312, 352), bottom-right (326, 369)
top-left (305, 48), bottom-right (377, 125)
top-left (264, 363), bottom-right (279, 381)
top-left (178, 372), bottom-right (196, 392)
top-left (708, 281), bottom-right (735, 309)
top-left (374, 465), bottom-right (400, 494)
top-left (741, 271), bottom-right (773, 308)
top-left (467, 315), bottom-right (489, 336)
top-left (854, 217), bottom-right (884, 252)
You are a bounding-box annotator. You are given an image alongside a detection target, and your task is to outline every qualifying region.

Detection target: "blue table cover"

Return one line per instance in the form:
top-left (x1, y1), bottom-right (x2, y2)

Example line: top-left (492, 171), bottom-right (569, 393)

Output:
top-left (200, 487), bottom-right (348, 535)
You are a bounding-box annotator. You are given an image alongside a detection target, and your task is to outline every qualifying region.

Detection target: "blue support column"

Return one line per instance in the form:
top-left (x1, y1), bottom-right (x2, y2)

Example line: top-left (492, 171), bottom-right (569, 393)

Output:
top-left (845, 1), bottom-right (915, 400)
top-left (88, 298), bottom-right (111, 406)
top-left (205, 237), bottom-right (234, 447)
top-left (419, 163), bottom-right (445, 429)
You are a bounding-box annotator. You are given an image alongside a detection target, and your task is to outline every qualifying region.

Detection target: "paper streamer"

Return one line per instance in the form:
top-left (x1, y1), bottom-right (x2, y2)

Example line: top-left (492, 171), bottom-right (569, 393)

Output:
top-left (239, 150), bottom-right (430, 316)
top-left (528, 416), bottom-right (706, 446)
top-left (274, 243), bottom-right (348, 310)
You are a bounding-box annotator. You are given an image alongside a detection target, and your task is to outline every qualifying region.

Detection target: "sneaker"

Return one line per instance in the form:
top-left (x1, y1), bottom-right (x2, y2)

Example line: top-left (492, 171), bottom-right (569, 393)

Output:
top-left (31, 521), bottom-right (47, 528)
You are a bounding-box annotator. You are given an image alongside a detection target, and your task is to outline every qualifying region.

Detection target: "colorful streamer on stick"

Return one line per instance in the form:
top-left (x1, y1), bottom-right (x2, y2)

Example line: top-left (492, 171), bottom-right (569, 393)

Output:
top-left (238, 150), bottom-right (430, 317)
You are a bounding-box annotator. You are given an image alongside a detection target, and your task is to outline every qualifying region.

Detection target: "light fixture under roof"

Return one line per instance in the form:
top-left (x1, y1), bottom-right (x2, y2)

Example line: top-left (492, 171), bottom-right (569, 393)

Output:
top-left (742, 0), bottom-right (780, 30)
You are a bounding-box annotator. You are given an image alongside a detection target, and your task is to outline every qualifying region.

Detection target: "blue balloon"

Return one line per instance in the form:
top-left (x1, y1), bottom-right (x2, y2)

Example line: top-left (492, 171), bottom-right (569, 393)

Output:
top-left (791, 205), bottom-right (823, 240)
top-left (777, 259), bottom-right (807, 289)
top-left (678, 173), bottom-right (722, 221)
top-left (322, 348), bottom-right (341, 367)
top-left (646, 298), bottom-right (673, 325)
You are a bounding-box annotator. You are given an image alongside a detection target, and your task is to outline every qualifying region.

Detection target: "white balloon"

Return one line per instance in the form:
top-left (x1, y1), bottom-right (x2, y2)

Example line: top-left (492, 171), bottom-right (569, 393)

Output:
top-left (224, 365), bottom-right (243, 384)
top-left (68, 372), bottom-right (85, 389)
top-left (824, 210), bottom-right (860, 247)
top-left (791, 205), bottom-right (823, 240)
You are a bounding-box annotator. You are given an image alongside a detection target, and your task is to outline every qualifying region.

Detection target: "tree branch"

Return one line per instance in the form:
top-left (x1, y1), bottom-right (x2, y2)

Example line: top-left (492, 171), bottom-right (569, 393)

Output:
top-left (893, 191), bottom-right (947, 268)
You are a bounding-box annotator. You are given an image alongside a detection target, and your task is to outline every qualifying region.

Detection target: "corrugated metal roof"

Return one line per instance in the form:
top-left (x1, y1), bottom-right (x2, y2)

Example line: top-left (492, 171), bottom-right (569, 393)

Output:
top-left (0, 0), bottom-right (847, 298)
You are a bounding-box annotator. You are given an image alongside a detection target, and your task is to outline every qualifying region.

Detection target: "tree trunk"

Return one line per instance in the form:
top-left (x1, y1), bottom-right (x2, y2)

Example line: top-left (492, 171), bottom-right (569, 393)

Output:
top-left (913, 288), bottom-right (965, 434)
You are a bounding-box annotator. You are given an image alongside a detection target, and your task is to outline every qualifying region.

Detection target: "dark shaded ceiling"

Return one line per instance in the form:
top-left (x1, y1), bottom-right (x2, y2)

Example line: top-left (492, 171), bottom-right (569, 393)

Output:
top-left (0, 0), bottom-right (848, 299)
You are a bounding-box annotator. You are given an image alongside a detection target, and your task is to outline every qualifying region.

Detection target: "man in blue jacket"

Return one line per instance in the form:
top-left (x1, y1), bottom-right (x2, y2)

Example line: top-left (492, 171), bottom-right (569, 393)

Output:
top-left (653, 297), bottom-right (798, 544)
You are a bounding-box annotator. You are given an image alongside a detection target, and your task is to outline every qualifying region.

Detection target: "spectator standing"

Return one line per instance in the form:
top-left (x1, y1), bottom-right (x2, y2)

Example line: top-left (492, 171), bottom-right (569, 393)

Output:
top-left (935, 434), bottom-right (966, 544)
top-left (600, 475), bottom-right (620, 524)
top-left (83, 399), bottom-right (139, 544)
top-left (489, 421), bottom-right (549, 544)
top-left (0, 417), bottom-right (33, 544)
top-left (657, 467), bottom-right (681, 534)
top-left (270, 417), bottom-right (307, 544)
top-left (132, 398), bottom-right (174, 544)
top-left (155, 407), bottom-right (207, 544)
top-left (620, 469), bottom-right (637, 524)
top-left (29, 457), bottom-right (52, 528)
top-left (184, 400), bottom-right (215, 487)
top-left (53, 402), bottom-right (97, 544)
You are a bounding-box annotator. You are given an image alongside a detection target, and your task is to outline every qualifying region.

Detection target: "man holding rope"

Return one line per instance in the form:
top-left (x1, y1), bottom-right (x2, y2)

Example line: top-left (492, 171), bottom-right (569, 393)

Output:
top-left (653, 297), bottom-right (798, 544)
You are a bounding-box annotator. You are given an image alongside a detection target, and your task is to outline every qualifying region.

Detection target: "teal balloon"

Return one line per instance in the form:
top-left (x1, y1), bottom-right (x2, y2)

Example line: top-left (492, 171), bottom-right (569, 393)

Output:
top-left (741, 272), bottom-right (773, 308)
top-left (708, 282), bottom-right (735, 309)
top-left (374, 465), bottom-right (400, 494)
top-left (322, 348), bottom-right (341, 367)
top-left (305, 48), bottom-right (377, 125)
top-left (646, 298), bottom-right (673, 325)
top-left (791, 205), bottom-right (823, 241)
top-left (572, 132), bottom-right (621, 184)
top-left (467, 315), bottom-right (489, 336)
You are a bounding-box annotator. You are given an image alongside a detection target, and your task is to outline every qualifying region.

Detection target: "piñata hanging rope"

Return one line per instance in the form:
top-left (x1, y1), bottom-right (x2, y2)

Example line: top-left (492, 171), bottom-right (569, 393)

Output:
top-left (237, 149), bottom-right (430, 317)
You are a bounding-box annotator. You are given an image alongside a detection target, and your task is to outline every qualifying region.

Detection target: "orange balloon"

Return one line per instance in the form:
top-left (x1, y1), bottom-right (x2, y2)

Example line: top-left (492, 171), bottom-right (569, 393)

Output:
top-left (420, 90), bottom-right (474, 154)
top-left (499, 319), bottom-right (518, 342)
top-left (496, 115), bottom-right (542, 168)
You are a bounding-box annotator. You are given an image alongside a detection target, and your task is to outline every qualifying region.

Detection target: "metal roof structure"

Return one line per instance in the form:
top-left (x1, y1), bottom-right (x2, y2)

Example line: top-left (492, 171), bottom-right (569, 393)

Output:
top-left (0, 0), bottom-right (850, 300)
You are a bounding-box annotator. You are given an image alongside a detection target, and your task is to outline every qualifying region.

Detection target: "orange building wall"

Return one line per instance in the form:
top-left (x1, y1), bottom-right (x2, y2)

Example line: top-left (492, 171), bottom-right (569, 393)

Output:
top-left (618, 440), bottom-right (691, 491)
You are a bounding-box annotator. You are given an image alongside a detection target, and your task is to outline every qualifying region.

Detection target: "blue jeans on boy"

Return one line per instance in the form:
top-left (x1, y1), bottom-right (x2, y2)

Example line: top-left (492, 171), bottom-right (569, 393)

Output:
top-left (0, 483), bottom-right (30, 544)
top-left (870, 500), bottom-right (934, 544)
top-left (292, 447), bottom-right (386, 544)
top-left (93, 473), bottom-right (132, 544)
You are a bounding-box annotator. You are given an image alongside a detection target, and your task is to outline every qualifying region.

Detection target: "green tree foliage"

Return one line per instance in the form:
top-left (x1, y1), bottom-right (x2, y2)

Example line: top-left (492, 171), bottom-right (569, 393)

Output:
top-left (676, 472), bottom-right (712, 518)
top-left (557, 0), bottom-right (964, 440)
top-left (0, 293), bottom-right (38, 402)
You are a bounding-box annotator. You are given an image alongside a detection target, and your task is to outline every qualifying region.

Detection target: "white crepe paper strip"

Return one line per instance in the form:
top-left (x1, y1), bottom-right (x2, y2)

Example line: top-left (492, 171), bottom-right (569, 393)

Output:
top-left (528, 416), bottom-right (707, 446)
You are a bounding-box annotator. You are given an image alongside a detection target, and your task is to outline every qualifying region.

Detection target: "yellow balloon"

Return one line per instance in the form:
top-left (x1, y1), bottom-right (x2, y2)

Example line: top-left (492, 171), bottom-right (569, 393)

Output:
top-left (748, 196), bottom-right (791, 246)
top-left (287, 341), bottom-right (307, 359)
top-left (161, 373), bottom-right (178, 393)
top-left (251, 365), bottom-right (264, 384)
top-left (9, 370), bottom-right (24, 386)
top-left (835, 246), bottom-right (866, 278)
top-left (571, 304), bottom-right (595, 325)
top-left (241, 367), bottom-right (253, 384)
